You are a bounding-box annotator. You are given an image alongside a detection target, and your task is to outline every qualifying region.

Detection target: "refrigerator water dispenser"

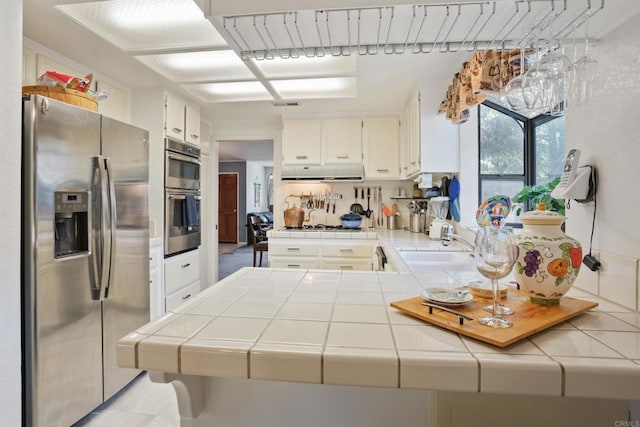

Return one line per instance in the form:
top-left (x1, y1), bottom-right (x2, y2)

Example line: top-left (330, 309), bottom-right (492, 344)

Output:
top-left (54, 190), bottom-right (89, 258)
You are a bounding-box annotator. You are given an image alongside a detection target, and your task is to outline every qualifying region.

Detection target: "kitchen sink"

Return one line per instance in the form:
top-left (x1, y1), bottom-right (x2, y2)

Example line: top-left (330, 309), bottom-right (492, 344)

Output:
top-left (398, 250), bottom-right (474, 272)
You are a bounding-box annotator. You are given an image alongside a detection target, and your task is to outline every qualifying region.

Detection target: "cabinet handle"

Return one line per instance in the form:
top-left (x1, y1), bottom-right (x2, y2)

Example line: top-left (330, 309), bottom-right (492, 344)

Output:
top-left (340, 265), bottom-right (354, 270)
top-left (336, 155), bottom-right (349, 159)
top-left (191, 134), bottom-right (199, 140)
top-left (172, 127), bottom-right (183, 134)
top-left (287, 247), bottom-right (301, 251)
top-left (181, 263), bottom-right (191, 268)
top-left (376, 169), bottom-right (389, 173)
top-left (181, 294), bottom-right (192, 300)
top-left (295, 155), bottom-right (308, 160)
top-left (339, 248), bottom-right (354, 252)
top-left (287, 264), bottom-right (300, 268)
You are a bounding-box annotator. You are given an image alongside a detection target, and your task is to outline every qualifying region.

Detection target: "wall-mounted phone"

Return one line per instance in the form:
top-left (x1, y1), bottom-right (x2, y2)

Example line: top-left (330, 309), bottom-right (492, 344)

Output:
top-left (551, 149), bottom-right (592, 200)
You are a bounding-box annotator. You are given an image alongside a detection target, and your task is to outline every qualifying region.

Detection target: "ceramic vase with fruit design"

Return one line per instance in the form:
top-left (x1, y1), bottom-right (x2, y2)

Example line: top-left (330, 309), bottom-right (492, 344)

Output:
top-left (513, 204), bottom-right (582, 305)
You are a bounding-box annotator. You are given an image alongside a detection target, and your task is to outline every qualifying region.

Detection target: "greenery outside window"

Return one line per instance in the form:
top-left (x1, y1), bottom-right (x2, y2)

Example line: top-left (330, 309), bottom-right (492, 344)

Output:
top-left (478, 101), bottom-right (565, 218)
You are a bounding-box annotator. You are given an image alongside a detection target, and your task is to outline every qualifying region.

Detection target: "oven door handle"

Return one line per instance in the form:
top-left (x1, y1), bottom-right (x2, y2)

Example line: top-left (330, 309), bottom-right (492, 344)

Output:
top-left (168, 152), bottom-right (201, 165)
top-left (169, 194), bottom-right (202, 201)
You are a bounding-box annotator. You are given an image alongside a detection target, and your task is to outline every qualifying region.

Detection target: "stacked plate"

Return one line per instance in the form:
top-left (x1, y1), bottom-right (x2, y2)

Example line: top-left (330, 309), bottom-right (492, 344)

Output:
top-left (421, 287), bottom-right (473, 306)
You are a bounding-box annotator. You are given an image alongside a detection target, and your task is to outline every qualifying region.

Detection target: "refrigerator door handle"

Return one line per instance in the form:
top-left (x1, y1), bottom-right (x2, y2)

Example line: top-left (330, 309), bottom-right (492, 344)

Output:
top-left (103, 157), bottom-right (117, 299)
top-left (89, 157), bottom-right (105, 300)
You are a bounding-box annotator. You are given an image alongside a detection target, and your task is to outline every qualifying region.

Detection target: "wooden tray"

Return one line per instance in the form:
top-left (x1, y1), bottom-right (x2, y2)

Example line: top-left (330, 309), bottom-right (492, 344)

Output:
top-left (390, 289), bottom-right (597, 347)
top-left (22, 85), bottom-right (98, 111)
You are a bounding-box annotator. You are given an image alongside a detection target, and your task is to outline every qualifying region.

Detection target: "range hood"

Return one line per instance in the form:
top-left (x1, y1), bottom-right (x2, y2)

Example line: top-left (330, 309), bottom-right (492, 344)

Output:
top-left (281, 164), bottom-right (364, 181)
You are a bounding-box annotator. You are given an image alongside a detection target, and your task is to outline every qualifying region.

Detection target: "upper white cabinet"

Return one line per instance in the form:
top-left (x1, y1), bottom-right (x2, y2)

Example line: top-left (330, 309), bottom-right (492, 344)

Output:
top-left (364, 116), bottom-right (400, 179)
top-left (401, 86), bottom-right (459, 177)
top-left (323, 117), bottom-right (362, 164)
top-left (406, 88), bottom-right (421, 177)
top-left (185, 104), bottom-right (201, 146)
top-left (165, 94), bottom-right (200, 146)
top-left (282, 117), bottom-right (363, 166)
top-left (282, 118), bottom-right (322, 164)
top-left (165, 94), bottom-right (185, 141)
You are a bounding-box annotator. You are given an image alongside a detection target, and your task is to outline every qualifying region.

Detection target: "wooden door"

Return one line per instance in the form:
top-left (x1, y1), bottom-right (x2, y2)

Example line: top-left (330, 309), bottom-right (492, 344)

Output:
top-left (218, 173), bottom-right (238, 243)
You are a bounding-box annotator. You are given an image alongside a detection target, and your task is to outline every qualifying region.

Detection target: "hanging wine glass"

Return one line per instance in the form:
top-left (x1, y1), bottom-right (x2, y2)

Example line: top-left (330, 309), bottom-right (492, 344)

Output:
top-left (474, 227), bottom-right (519, 329)
top-left (504, 49), bottom-right (527, 112)
top-left (538, 42), bottom-right (571, 116)
top-left (521, 45), bottom-right (549, 115)
top-left (573, 11), bottom-right (598, 105)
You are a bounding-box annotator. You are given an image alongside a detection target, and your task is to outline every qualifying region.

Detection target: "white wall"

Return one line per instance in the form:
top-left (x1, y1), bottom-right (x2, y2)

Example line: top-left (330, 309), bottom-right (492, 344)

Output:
top-left (564, 13), bottom-right (640, 309)
top-left (246, 162), bottom-right (269, 212)
top-left (1, 1), bottom-right (23, 424)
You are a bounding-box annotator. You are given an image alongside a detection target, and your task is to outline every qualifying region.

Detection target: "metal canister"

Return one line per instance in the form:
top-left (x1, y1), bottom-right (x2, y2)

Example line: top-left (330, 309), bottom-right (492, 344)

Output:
top-left (409, 213), bottom-right (421, 233)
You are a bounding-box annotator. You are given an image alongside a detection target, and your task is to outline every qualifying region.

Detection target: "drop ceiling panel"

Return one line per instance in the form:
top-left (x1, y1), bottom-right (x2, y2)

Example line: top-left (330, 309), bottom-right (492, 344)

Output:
top-left (251, 55), bottom-right (356, 79)
top-left (135, 50), bottom-right (254, 82)
top-left (271, 77), bottom-right (356, 100)
top-left (57, 0), bottom-right (227, 51)
top-left (183, 81), bottom-right (273, 103)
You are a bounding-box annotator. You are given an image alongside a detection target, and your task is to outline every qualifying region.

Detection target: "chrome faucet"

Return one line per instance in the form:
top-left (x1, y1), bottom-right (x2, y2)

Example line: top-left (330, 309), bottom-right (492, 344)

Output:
top-left (441, 224), bottom-right (475, 251)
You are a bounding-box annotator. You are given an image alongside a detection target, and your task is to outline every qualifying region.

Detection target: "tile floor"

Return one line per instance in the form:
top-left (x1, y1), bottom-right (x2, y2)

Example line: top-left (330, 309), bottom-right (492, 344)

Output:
top-left (74, 373), bottom-right (179, 426)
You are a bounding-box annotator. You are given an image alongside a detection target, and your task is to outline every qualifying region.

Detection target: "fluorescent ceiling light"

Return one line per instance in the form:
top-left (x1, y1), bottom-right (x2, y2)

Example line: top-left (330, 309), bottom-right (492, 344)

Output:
top-left (135, 50), bottom-right (253, 82)
top-left (271, 77), bottom-right (357, 99)
top-left (57, 0), bottom-right (226, 51)
top-left (253, 55), bottom-right (356, 79)
top-left (183, 82), bottom-right (273, 103)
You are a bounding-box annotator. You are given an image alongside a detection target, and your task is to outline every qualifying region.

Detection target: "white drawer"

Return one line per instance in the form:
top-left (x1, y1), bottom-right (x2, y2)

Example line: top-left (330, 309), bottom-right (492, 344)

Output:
top-left (321, 241), bottom-right (373, 258)
top-left (269, 257), bottom-right (319, 269)
top-left (319, 258), bottom-right (372, 271)
top-left (269, 240), bottom-right (319, 257)
top-left (165, 281), bottom-right (200, 312)
top-left (165, 250), bottom-right (200, 295)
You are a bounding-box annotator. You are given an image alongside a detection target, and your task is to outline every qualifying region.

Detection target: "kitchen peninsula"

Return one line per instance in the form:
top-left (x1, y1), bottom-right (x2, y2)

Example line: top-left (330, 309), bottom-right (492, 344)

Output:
top-left (118, 229), bottom-right (640, 427)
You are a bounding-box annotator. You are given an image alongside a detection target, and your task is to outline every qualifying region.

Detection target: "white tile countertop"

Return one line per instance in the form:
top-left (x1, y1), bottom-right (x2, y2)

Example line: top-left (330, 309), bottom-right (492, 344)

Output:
top-left (119, 228), bottom-right (640, 402)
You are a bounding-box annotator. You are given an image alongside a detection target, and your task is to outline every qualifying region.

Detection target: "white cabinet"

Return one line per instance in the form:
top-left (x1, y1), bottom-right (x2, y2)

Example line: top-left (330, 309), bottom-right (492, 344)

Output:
top-left (165, 281), bottom-right (200, 312)
top-left (165, 94), bottom-right (186, 141)
top-left (282, 117), bottom-right (362, 166)
top-left (149, 238), bottom-right (164, 321)
top-left (268, 238), bottom-right (373, 271)
top-left (323, 117), bottom-right (362, 164)
top-left (185, 104), bottom-right (201, 146)
top-left (165, 94), bottom-right (200, 146)
top-left (320, 240), bottom-right (373, 271)
top-left (401, 86), bottom-right (459, 176)
top-left (269, 239), bottom-right (320, 269)
top-left (282, 119), bottom-right (322, 164)
top-left (164, 249), bottom-right (200, 311)
top-left (270, 240), bottom-right (319, 257)
top-left (405, 88), bottom-right (421, 177)
top-left (320, 241), bottom-right (373, 258)
top-left (364, 116), bottom-right (400, 179)
top-left (319, 258), bottom-right (372, 271)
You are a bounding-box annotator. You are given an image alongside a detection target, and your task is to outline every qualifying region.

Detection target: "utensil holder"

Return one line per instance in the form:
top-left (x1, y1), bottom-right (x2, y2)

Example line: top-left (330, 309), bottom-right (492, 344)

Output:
top-left (387, 216), bottom-right (397, 230)
top-left (409, 213), bottom-right (421, 233)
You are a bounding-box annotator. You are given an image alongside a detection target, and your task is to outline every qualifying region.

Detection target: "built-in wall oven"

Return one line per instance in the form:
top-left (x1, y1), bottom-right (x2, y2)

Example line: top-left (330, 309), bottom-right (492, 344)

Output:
top-left (165, 138), bottom-right (200, 191)
top-left (165, 138), bottom-right (201, 257)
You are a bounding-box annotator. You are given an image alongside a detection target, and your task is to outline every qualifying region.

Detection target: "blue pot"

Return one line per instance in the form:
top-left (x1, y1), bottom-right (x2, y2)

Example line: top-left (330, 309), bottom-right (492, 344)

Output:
top-left (340, 212), bottom-right (362, 229)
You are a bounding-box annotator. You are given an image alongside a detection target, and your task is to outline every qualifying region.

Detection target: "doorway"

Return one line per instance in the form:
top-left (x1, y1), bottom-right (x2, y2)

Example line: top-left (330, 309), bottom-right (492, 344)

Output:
top-left (218, 172), bottom-right (238, 243)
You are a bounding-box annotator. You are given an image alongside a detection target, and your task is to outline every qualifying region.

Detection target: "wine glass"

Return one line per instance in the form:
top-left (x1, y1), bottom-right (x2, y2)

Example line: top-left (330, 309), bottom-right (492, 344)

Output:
top-left (573, 13), bottom-right (598, 105)
top-left (474, 227), bottom-right (518, 328)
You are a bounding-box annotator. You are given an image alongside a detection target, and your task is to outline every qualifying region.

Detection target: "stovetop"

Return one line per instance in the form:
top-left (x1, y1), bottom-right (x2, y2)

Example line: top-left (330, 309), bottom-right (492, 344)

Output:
top-left (283, 225), bottom-right (364, 232)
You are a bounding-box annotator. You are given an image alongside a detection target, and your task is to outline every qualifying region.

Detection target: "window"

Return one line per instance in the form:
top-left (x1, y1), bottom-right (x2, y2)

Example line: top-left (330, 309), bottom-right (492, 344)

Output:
top-left (478, 101), bottom-right (565, 209)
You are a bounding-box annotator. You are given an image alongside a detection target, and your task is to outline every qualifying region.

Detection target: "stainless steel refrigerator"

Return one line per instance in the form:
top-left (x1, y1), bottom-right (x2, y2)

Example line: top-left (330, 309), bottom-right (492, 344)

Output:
top-left (22, 95), bottom-right (150, 427)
